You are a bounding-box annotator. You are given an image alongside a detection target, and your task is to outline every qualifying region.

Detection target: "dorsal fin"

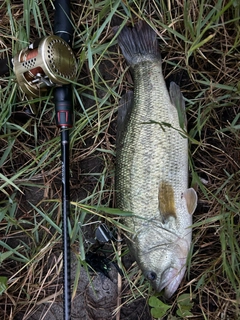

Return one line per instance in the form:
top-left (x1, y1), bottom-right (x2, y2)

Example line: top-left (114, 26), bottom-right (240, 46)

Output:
top-left (169, 82), bottom-right (186, 129)
top-left (117, 91), bottom-right (134, 148)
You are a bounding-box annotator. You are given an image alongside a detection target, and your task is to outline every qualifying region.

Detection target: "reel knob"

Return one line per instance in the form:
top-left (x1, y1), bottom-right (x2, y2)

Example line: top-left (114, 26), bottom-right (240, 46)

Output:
top-left (13, 35), bottom-right (77, 97)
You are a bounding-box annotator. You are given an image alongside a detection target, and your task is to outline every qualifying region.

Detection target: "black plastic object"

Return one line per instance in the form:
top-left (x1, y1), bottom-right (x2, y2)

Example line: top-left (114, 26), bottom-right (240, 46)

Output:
top-left (0, 57), bottom-right (12, 76)
top-left (54, 86), bottom-right (73, 128)
top-left (95, 224), bottom-right (113, 243)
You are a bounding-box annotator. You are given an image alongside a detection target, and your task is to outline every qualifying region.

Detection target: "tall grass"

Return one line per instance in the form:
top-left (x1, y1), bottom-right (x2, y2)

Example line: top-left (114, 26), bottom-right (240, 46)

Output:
top-left (0, 0), bottom-right (239, 319)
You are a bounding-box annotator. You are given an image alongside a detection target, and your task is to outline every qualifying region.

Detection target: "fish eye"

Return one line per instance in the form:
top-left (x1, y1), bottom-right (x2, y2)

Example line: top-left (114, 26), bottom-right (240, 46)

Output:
top-left (146, 271), bottom-right (157, 281)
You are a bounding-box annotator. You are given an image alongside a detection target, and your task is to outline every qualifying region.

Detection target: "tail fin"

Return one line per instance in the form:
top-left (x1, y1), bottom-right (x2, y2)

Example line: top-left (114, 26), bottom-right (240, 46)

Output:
top-left (117, 21), bottom-right (161, 67)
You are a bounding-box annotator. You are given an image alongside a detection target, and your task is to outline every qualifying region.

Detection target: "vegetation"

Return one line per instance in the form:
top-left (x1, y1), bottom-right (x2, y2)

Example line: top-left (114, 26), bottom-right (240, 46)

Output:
top-left (0, 0), bottom-right (239, 319)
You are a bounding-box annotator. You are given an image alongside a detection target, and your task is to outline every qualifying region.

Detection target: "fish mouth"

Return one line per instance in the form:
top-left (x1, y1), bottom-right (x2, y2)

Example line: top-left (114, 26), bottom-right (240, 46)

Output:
top-left (150, 264), bottom-right (187, 298)
top-left (164, 266), bottom-right (187, 298)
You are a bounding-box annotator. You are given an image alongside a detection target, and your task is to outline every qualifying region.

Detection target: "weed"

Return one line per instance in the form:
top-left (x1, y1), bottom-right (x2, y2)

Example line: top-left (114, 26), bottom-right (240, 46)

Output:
top-left (0, 0), bottom-right (239, 319)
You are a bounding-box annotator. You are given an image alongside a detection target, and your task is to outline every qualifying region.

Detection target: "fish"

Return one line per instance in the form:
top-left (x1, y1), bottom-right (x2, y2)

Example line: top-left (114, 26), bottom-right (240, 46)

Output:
top-left (115, 21), bottom-right (198, 298)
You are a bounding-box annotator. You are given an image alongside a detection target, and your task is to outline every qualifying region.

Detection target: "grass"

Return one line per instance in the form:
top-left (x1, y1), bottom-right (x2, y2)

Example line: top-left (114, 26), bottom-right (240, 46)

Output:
top-left (0, 0), bottom-right (240, 319)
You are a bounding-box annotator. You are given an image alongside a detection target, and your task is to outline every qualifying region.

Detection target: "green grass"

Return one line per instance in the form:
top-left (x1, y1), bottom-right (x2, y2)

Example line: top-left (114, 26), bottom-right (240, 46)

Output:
top-left (0, 0), bottom-right (240, 319)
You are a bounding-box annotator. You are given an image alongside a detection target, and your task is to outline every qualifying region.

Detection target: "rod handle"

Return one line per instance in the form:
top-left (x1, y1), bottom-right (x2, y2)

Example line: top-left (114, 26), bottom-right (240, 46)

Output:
top-left (54, 0), bottom-right (73, 44)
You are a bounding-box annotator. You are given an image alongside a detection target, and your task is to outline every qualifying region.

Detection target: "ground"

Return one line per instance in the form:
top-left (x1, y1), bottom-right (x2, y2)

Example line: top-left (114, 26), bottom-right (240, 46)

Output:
top-left (0, 1), bottom-right (240, 319)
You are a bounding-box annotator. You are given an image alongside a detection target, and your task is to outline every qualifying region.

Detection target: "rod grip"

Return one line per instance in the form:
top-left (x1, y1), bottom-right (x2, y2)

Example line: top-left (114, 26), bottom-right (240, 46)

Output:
top-left (54, 0), bottom-right (73, 44)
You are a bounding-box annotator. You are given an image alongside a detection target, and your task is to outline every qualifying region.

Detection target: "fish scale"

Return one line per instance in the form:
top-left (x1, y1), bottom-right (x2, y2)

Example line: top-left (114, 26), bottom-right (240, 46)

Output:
top-left (116, 21), bottom-right (197, 297)
top-left (117, 61), bottom-right (187, 222)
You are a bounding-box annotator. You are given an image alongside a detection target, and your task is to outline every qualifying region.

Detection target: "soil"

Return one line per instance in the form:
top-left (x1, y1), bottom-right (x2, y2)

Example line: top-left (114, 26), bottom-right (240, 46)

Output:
top-left (12, 161), bottom-right (152, 320)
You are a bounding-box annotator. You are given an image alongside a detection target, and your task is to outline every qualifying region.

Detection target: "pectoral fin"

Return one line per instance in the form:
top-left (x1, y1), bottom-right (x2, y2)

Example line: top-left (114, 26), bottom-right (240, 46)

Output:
top-left (159, 181), bottom-right (177, 221)
top-left (183, 188), bottom-right (198, 215)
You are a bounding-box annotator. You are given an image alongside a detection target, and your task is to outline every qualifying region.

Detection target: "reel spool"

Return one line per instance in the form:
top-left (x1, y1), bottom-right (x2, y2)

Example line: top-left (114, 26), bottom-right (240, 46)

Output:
top-left (13, 35), bottom-right (77, 97)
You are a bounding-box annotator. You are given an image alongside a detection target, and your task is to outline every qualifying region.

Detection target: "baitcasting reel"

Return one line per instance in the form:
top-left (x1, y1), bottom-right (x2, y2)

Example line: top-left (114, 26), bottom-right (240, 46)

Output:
top-left (13, 35), bottom-right (77, 97)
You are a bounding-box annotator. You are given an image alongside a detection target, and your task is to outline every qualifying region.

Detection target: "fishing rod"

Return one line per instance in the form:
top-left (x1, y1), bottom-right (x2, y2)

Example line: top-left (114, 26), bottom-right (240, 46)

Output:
top-left (53, 1), bottom-right (74, 319)
top-left (0, 1), bottom-right (76, 319)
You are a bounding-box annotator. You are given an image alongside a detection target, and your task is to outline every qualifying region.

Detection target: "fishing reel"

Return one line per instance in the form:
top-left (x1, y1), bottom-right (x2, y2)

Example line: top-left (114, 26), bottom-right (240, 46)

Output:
top-left (12, 35), bottom-right (77, 97)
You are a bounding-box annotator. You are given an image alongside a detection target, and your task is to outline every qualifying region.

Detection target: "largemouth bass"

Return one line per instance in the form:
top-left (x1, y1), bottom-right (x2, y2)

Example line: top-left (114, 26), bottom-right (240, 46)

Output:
top-left (115, 21), bottom-right (198, 298)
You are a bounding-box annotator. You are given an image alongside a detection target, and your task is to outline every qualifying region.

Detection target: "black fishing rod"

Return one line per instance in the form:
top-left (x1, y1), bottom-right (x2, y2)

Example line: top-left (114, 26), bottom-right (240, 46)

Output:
top-left (0, 1), bottom-right (76, 319)
top-left (53, 1), bottom-right (73, 319)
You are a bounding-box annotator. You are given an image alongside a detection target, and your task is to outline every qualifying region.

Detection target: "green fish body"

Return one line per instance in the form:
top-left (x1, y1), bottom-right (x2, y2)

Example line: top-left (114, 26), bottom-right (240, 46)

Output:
top-left (116, 21), bottom-right (197, 298)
